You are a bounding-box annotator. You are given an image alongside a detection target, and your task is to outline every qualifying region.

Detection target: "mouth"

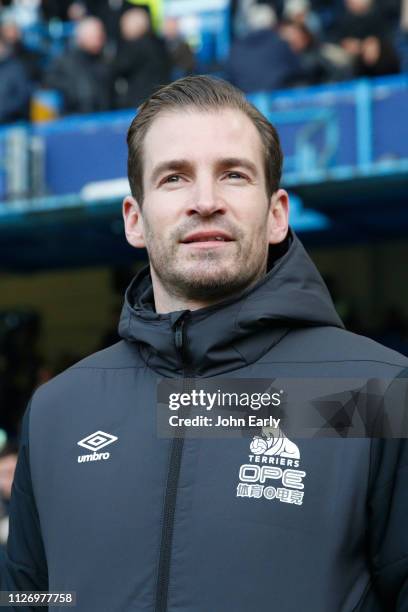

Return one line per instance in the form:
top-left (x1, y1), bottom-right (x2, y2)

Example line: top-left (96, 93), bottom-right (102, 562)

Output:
top-left (180, 231), bottom-right (234, 247)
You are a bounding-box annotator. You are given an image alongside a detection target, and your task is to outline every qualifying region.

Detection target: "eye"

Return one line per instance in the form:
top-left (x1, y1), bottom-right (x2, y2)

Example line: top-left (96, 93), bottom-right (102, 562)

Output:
top-left (225, 171), bottom-right (247, 181)
top-left (164, 174), bottom-right (182, 183)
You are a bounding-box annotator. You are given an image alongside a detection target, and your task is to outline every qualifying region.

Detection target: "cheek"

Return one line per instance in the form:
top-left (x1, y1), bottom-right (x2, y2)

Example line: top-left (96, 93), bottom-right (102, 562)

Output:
top-left (244, 212), bottom-right (272, 250)
top-left (143, 203), bottom-right (175, 238)
top-left (238, 200), bottom-right (270, 233)
top-left (144, 217), bottom-right (182, 256)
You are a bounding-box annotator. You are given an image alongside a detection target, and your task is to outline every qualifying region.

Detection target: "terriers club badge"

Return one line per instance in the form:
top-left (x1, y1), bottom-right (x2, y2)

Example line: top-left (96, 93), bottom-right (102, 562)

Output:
top-left (236, 425), bottom-right (306, 506)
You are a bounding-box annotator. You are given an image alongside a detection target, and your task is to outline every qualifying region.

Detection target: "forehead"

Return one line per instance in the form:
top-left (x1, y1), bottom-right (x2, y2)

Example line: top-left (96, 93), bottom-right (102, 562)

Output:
top-left (142, 108), bottom-right (264, 176)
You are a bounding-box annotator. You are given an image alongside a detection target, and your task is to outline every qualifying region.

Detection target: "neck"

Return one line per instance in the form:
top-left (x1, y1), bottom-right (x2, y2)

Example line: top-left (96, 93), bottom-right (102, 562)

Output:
top-left (151, 268), bottom-right (266, 314)
top-left (151, 277), bottom-right (226, 313)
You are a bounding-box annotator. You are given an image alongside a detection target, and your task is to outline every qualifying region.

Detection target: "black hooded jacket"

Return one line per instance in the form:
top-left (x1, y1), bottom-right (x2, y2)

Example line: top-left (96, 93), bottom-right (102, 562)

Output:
top-left (3, 231), bottom-right (408, 611)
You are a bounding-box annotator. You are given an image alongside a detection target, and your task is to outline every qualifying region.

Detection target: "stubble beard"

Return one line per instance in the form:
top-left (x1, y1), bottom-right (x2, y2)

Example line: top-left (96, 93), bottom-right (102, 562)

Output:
top-left (145, 226), bottom-right (269, 302)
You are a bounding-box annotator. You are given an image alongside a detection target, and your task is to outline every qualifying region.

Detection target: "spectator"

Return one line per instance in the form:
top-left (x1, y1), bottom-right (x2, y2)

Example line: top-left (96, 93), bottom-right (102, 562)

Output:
top-left (162, 16), bottom-right (195, 78)
top-left (355, 35), bottom-right (400, 77)
top-left (81, 0), bottom-right (128, 45)
top-left (337, 0), bottom-right (386, 41)
top-left (279, 21), bottom-right (352, 83)
top-left (0, 34), bottom-right (32, 124)
top-left (113, 7), bottom-right (171, 109)
top-left (225, 4), bottom-right (302, 93)
top-left (126, 0), bottom-right (164, 32)
top-left (282, 0), bottom-right (321, 35)
top-left (44, 17), bottom-right (112, 114)
top-left (0, 17), bottom-right (43, 83)
top-left (335, 0), bottom-right (400, 77)
top-left (231, 0), bottom-right (285, 39)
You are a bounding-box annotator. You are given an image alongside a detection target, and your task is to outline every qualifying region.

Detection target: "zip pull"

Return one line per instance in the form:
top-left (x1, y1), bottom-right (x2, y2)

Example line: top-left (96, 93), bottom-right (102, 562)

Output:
top-left (174, 318), bottom-right (185, 351)
top-left (172, 311), bottom-right (190, 367)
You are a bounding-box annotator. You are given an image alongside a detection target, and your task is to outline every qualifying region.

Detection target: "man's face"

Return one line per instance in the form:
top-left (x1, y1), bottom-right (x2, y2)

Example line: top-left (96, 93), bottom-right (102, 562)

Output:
top-left (124, 108), bottom-right (288, 304)
top-left (77, 21), bottom-right (106, 55)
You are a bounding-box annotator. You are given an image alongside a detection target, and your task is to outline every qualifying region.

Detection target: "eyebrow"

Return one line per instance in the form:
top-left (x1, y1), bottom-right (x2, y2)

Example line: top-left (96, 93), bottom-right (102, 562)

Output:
top-left (150, 159), bottom-right (192, 185)
top-left (216, 157), bottom-right (259, 177)
top-left (149, 157), bottom-right (259, 185)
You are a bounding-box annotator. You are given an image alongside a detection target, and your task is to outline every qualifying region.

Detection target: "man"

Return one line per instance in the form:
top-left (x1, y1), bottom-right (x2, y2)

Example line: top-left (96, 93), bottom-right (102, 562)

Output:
top-left (225, 4), bottom-right (302, 93)
top-left (44, 17), bottom-right (112, 115)
top-left (334, 0), bottom-right (400, 77)
top-left (3, 76), bottom-right (408, 611)
top-left (113, 8), bottom-right (171, 109)
top-left (0, 17), bottom-right (43, 84)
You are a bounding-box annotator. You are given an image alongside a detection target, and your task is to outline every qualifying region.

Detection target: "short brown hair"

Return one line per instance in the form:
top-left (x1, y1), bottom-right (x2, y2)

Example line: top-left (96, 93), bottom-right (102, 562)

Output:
top-left (127, 75), bottom-right (283, 205)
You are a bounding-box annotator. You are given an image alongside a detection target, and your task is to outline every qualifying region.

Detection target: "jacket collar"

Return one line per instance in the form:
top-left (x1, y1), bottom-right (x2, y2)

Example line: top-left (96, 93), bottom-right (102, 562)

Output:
top-left (118, 229), bottom-right (344, 376)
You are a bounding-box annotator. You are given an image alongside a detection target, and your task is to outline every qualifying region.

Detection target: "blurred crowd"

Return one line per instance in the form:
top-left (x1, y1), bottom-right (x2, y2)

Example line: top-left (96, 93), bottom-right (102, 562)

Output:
top-left (0, 0), bottom-right (407, 124)
top-left (0, 0), bottom-right (193, 123)
top-left (228, 0), bottom-right (406, 91)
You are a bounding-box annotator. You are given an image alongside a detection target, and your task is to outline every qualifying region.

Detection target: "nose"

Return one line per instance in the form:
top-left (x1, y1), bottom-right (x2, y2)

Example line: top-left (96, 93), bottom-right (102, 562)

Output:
top-left (187, 175), bottom-right (226, 217)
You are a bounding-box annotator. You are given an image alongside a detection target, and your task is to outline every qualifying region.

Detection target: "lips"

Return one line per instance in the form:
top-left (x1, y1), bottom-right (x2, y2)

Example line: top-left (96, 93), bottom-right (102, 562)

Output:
top-left (181, 231), bottom-right (234, 244)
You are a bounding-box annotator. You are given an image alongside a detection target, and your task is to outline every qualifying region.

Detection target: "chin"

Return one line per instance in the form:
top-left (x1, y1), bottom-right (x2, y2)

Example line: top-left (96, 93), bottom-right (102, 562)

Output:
top-left (173, 268), bottom-right (251, 301)
top-left (183, 265), bottom-right (236, 285)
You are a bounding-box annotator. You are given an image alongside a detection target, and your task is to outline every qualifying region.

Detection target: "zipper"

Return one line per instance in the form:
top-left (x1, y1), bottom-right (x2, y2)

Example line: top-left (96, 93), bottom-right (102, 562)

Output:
top-left (174, 316), bottom-right (185, 354)
top-left (155, 311), bottom-right (192, 612)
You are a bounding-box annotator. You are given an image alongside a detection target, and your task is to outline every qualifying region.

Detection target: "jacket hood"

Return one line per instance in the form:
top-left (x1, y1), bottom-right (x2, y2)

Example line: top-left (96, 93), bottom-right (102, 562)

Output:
top-left (118, 230), bottom-right (344, 376)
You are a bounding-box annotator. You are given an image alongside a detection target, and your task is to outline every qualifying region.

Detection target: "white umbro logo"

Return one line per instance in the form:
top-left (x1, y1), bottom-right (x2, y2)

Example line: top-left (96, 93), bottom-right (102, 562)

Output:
top-left (77, 431), bottom-right (118, 452)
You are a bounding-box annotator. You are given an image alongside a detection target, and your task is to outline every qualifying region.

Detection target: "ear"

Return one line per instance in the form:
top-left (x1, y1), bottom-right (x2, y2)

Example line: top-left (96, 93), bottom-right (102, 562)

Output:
top-left (267, 188), bottom-right (289, 245)
top-left (122, 195), bottom-right (146, 248)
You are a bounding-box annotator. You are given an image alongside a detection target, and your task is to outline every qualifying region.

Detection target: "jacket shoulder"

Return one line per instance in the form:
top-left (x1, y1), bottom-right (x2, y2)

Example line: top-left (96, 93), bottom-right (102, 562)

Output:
top-left (321, 327), bottom-right (408, 367)
top-left (30, 340), bottom-right (144, 409)
top-left (271, 326), bottom-right (408, 372)
top-left (70, 339), bottom-right (143, 370)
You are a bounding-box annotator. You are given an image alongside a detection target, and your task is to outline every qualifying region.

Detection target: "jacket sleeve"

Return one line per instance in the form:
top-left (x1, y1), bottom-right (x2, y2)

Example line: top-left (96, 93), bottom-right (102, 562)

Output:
top-left (366, 371), bottom-right (408, 610)
top-left (2, 401), bottom-right (48, 608)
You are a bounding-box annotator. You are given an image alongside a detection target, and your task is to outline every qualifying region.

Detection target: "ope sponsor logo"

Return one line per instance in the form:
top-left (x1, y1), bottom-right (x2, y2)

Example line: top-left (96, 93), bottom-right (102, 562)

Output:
top-left (77, 431), bottom-right (118, 463)
top-left (236, 426), bottom-right (306, 506)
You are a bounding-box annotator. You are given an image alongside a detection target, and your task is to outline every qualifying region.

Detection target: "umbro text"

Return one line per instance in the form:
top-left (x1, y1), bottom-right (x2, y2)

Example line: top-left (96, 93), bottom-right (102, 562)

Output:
top-left (78, 452), bottom-right (110, 463)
